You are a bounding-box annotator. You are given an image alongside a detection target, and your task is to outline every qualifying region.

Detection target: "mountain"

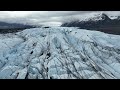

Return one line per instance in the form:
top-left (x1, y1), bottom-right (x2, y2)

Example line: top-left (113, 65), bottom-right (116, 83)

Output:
top-left (0, 27), bottom-right (120, 79)
top-left (0, 21), bottom-right (37, 33)
top-left (61, 13), bottom-right (120, 35)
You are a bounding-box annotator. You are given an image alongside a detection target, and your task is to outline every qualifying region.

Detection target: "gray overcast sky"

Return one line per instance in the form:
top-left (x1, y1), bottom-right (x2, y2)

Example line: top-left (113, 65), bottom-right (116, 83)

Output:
top-left (0, 11), bottom-right (120, 26)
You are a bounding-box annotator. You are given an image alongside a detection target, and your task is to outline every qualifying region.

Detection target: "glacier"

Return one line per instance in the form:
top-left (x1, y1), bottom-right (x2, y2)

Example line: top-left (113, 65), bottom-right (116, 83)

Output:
top-left (0, 27), bottom-right (120, 79)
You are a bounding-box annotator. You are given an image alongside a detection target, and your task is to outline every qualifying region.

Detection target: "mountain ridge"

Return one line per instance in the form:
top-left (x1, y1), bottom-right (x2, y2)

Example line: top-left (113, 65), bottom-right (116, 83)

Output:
top-left (61, 13), bottom-right (120, 35)
top-left (0, 21), bottom-right (39, 33)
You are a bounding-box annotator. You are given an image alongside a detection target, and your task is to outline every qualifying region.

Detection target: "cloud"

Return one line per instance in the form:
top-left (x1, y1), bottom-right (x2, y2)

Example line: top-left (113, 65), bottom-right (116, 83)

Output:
top-left (0, 11), bottom-right (120, 26)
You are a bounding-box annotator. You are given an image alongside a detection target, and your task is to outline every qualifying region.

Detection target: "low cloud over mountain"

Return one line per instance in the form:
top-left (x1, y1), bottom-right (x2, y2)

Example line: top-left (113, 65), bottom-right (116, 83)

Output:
top-left (0, 11), bottom-right (120, 26)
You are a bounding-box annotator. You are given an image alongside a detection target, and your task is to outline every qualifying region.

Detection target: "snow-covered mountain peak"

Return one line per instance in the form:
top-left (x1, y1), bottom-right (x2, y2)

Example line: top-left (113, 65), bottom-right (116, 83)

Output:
top-left (77, 12), bottom-right (111, 22)
top-left (73, 12), bottom-right (120, 23)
